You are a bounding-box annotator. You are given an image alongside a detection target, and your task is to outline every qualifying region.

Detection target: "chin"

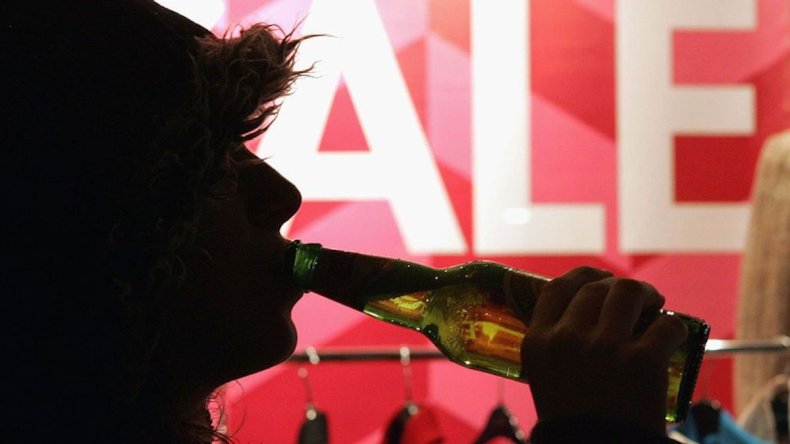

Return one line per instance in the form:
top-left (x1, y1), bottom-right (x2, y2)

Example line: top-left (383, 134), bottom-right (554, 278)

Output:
top-left (253, 317), bottom-right (299, 371)
top-left (213, 319), bottom-right (297, 384)
top-left (271, 320), bottom-right (299, 365)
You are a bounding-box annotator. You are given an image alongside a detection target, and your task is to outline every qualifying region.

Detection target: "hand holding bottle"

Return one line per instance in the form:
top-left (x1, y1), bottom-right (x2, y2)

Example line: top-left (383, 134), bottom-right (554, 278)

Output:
top-left (291, 242), bottom-right (707, 425)
top-left (520, 266), bottom-right (689, 434)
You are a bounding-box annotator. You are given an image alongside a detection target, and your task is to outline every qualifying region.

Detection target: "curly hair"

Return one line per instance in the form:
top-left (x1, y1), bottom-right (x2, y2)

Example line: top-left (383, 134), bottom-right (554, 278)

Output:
top-left (107, 24), bottom-right (315, 443)
top-left (4, 1), bottom-right (317, 439)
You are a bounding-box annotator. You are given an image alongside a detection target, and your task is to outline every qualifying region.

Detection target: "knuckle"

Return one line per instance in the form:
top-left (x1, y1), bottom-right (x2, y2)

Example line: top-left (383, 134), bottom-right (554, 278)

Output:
top-left (541, 278), bottom-right (573, 297)
top-left (547, 266), bottom-right (609, 292)
top-left (610, 278), bottom-right (647, 295)
top-left (608, 278), bottom-right (665, 308)
top-left (572, 266), bottom-right (611, 281)
top-left (578, 279), bottom-right (612, 296)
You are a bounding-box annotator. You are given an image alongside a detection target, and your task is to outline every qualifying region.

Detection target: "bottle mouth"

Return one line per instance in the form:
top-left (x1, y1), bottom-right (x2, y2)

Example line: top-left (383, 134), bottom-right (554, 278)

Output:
top-left (287, 240), bottom-right (322, 293)
top-left (283, 240), bottom-right (299, 284)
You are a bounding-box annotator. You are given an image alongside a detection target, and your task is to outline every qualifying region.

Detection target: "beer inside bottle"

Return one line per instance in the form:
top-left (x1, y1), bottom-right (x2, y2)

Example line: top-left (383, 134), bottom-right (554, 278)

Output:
top-left (289, 241), bottom-right (709, 423)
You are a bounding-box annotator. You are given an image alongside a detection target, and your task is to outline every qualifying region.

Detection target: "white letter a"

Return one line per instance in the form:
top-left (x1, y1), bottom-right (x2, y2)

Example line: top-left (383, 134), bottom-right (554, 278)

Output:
top-left (257, 0), bottom-right (466, 255)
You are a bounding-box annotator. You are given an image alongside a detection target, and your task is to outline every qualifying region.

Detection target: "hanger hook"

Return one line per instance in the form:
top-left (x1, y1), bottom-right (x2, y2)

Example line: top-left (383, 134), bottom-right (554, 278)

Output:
top-left (306, 346), bottom-right (320, 365)
top-left (298, 367), bottom-right (318, 419)
top-left (400, 346), bottom-right (416, 412)
top-left (299, 346), bottom-right (321, 420)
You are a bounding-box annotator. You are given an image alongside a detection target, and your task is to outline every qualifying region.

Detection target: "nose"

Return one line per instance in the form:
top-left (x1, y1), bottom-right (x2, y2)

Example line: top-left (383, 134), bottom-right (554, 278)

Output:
top-left (235, 158), bottom-right (302, 230)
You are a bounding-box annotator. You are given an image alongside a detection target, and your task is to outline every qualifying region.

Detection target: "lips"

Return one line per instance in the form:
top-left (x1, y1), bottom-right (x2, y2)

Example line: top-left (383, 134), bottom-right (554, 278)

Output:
top-left (281, 240), bottom-right (298, 282)
top-left (273, 237), bottom-right (305, 303)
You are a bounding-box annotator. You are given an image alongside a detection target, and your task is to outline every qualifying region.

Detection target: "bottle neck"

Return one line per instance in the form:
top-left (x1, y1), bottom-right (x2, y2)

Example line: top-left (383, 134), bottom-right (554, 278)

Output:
top-left (291, 240), bottom-right (550, 318)
top-left (291, 241), bottom-right (321, 293)
top-left (291, 241), bottom-right (442, 310)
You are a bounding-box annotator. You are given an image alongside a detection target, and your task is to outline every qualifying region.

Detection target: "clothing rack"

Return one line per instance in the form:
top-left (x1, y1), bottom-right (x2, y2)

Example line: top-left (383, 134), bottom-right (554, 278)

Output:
top-left (289, 336), bottom-right (790, 363)
top-left (705, 335), bottom-right (790, 355)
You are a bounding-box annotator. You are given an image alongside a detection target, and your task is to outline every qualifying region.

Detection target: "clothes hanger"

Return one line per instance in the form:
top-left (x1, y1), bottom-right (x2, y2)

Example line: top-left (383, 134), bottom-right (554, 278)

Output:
top-left (383, 347), bottom-right (420, 444)
top-left (297, 347), bottom-right (329, 444)
top-left (771, 368), bottom-right (789, 443)
top-left (771, 391), bottom-right (788, 443)
top-left (472, 379), bottom-right (528, 444)
top-left (688, 357), bottom-right (721, 439)
top-left (734, 372), bottom-right (790, 443)
top-left (690, 400), bottom-right (721, 439)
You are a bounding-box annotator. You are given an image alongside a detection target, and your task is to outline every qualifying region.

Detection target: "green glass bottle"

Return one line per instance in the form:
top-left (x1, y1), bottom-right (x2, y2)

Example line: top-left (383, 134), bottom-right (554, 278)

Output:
top-left (289, 241), bottom-right (709, 423)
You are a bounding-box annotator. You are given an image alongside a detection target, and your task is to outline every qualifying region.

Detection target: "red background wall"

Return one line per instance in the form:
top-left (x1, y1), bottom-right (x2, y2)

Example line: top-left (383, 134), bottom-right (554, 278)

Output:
top-left (160, 0), bottom-right (790, 441)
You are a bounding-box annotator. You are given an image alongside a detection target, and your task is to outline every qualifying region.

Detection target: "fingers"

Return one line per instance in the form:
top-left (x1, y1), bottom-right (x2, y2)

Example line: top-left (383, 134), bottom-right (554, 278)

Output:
top-left (597, 279), bottom-right (664, 338)
top-left (523, 267), bottom-right (688, 434)
top-left (550, 273), bottom-right (684, 364)
top-left (533, 266), bottom-right (673, 345)
top-left (559, 278), bottom-right (613, 327)
top-left (536, 267), bottom-right (667, 337)
top-left (531, 267), bottom-right (612, 330)
top-left (638, 313), bottom-right (688, 362)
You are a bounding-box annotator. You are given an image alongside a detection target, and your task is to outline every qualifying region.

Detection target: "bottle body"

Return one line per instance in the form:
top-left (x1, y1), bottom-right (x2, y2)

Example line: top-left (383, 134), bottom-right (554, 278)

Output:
top-left (290, 241), bottom-right (709, 423)
top-left (362, 262), bottom-right (530, 380)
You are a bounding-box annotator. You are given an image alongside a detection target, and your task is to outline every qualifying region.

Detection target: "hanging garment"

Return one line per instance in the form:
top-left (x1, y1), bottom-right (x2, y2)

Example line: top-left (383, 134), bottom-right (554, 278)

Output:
top-left (383, 403), bottom-right (443, 444)
top-left (401, 404), bottom-right (443, 444)
top-left (298, 409), bottom-right (329, 444)
top-left (734, 131), bottom-right (790, 413)
top-left (671, 404), bottom-right (769, 444)
top-left (473, 404), bottom-right (528, 444)
top-left (738, 374), bottom-right (790, 444)
top-left (383, 403), bottom-right (418, 444)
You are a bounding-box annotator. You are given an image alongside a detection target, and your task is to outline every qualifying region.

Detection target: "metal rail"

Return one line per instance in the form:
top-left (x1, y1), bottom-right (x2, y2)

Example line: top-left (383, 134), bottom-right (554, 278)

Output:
top-left (289, 336), bottom-right (790, 363)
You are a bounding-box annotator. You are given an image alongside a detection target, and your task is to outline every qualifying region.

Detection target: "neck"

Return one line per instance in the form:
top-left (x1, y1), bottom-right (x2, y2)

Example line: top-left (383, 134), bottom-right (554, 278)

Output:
top-left (120, 353), bottom-right (220, 443)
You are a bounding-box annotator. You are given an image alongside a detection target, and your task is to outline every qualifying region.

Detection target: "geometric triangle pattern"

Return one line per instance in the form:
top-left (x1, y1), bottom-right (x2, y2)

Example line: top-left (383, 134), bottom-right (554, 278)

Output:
top-left (208, 0), bottom-right (790, 441)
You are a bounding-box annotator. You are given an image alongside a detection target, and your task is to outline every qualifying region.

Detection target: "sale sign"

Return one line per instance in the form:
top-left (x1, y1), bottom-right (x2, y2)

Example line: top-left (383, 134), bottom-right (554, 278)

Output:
top-left (163, 0), bottom-right (790, 441)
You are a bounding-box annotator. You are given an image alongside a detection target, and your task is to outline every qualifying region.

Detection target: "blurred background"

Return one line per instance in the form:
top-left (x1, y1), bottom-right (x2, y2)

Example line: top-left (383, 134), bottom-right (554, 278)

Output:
top-left (159, 0), bottom-right (789, 442)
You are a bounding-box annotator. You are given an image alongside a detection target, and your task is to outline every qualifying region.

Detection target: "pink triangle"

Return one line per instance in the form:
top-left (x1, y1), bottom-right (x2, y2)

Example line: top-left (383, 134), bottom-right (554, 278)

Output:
top-left (318, 79), bottom-right (370, 152)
